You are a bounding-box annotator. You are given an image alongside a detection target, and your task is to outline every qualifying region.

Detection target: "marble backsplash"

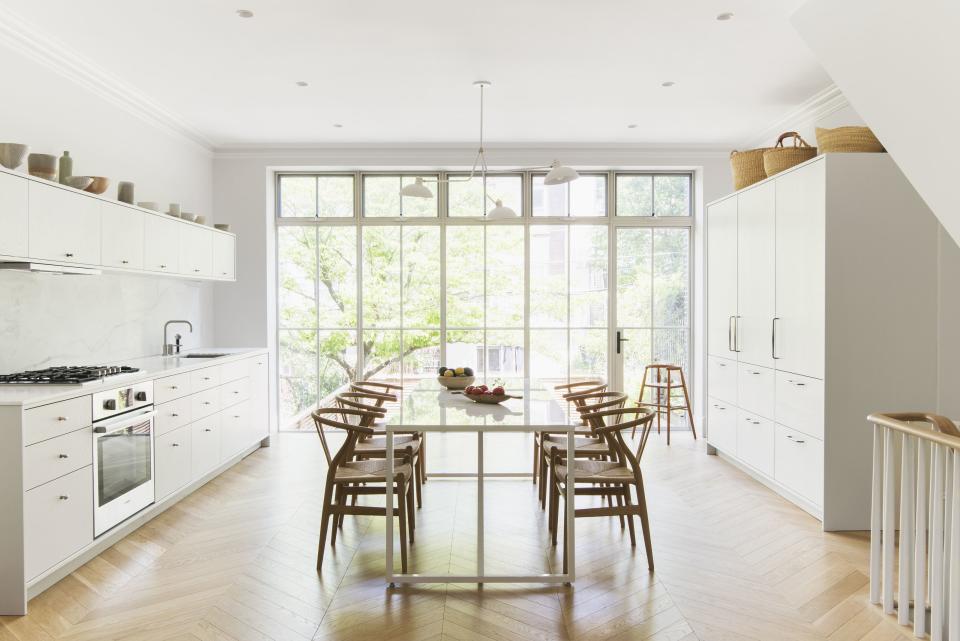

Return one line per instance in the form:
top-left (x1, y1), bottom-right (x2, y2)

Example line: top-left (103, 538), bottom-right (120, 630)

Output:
top-left (0, 270), bottom-right (215, 373)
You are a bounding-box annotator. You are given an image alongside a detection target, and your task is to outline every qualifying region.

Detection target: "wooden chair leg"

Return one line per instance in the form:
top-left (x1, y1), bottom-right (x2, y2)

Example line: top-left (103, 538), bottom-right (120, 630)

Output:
top-left (539, 449), bottom-right (550, 508)
top-left (550, 479), bottom-right (561, 546)
top-left (397, 481), bottom-right (408, 574)
top-left (414, 454), bottom-right (423, 509)
top-left (407, 477), bottom-right (415, 543)
top-left (331, 486), bottom-right (344, 546)
top-left (532, 433), bottom-right (540, 484)
top-left (316, 481), bottom-right (335, 572)
top-left (679, 369), bottom-right (697, 439)
top-left (622, 487), bottom-right (636, 546)
top-left (420, 434), bottom-right (427, 483)
top-left (666, 385), bottom-right (672, 446)
top-left (633, 377), bottom-right (648, 438)
top-left (562, 505), bottom-right (569, 575)
top-left (634, 477), bottom-right (654, 571)
top-left (615, 490), bottom-right (625, 529)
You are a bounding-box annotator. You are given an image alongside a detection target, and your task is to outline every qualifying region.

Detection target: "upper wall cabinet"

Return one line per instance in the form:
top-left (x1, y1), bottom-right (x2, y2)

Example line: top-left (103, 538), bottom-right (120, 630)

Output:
top-left (0, 168), bottom-right (235, 281)
top-left (0, 172), bottom-right (28, 258)
top-left (29, 181), bottom-right (101, 265)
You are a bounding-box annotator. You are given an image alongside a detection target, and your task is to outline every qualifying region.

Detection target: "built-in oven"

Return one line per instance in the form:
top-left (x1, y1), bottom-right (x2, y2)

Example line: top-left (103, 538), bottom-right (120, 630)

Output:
top-left (91, 382), bottom-right (155, 537)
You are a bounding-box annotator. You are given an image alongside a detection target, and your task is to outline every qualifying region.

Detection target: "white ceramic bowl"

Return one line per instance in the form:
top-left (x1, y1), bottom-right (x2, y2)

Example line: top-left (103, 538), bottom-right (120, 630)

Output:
top-left (180, 212), bottom-right (197, 222)
top-left (214, 223), bottom-right (232, 232)
top-left (0, 143), bottom-right (29, 170)
top-left (437, 375), bottom-right (475, 390)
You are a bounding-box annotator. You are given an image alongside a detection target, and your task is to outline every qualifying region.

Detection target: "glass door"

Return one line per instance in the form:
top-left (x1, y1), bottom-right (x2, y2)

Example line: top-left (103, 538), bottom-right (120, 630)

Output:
top-left (613, 226), bottom-right (691, 417)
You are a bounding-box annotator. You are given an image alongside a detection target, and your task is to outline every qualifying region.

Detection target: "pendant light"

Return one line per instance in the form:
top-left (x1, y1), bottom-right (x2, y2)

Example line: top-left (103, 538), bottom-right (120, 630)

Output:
top-left (400, 81), bottom-right (579, 217)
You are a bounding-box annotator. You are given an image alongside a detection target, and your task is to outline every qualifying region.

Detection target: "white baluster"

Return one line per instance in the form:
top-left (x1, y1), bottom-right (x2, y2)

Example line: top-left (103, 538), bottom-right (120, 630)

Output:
top-left (899, 435), bottom-right (915, 625)
top-left (931, 444), bottom-right (946, 641)
top-left (915, 440), bottom-right (928, 638)
top-left (949, 450), bottom-right (959, 641)
top-left (871, 423), bottom-right (884, 605)
top-left (883, 427), bottom-right (897, 613)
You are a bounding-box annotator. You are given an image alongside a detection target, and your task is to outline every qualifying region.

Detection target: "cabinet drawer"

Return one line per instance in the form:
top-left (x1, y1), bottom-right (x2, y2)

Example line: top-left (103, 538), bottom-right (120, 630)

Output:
top-left (707, 396), bottom-right (736, 454)
top-left (24, 426), bottom-right (93, 490)
top-left (24, 466), bottom-right (93, 580)
top-left (219, 401), bottom-right (251, 461)
top-left (220, 376), bottom-right (250, 408)
top-left (775, 424), bottom-right (823, 506)
top-left (154, 372), bottom-right (191, 404)
top-left (155, 395), bottom-right (192, 436)
top-left (736, 409), bottom-right (774, 477)
top-left (191, 417), bottom-right (221, 478)
top-left (191, 387), bottom-right (221, 420)
top-left (190, 366), bottom-right (221, 393)
top-left (24, 396), bottom-right (92, 445)
top-left (708, 356), bottom-right (737, 404)
top-left (737, 363), bottom-right (775, 420)
top-left (155, 425), bottom-right (192, 500)
top-left (775, 371), bottom-right (824, 440)
top-left (220, 358), bottom-right (249, 384)
top-left (28, 182), bottom-right (101, 265)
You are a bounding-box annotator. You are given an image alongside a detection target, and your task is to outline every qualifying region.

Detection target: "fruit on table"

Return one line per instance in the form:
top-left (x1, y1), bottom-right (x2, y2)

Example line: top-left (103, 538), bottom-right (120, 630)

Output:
top-left (438, 366), bottom-right (474, 377)
top-left (492, 386), bottom-right (505, 395)
top-left (443, 370), bottom-right (454, 377)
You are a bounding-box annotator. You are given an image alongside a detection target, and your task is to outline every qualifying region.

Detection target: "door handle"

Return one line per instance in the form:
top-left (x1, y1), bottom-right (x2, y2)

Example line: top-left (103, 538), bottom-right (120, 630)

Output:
top-left (616, 330), bottom-right (629, 355)
top-left (772, 317), bottom-right (780, 360)
top-left (728, 316), bottom-right (735, 352)
top-left (733, 316), bottom-right (741, 352)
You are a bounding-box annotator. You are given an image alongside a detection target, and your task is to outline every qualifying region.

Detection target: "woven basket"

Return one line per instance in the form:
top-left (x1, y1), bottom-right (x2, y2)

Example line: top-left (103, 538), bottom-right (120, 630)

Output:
top-left (816, 126), bottom-right (885, 153)
top-left (730, 147), bottom-right (769, 190)
top-left (763, 132), bottom-right (817, 177)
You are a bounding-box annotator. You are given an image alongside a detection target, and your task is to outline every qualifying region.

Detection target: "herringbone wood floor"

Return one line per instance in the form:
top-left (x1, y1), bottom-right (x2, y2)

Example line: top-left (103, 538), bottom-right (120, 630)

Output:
top-left (1, 432), bottom-right (914, 641)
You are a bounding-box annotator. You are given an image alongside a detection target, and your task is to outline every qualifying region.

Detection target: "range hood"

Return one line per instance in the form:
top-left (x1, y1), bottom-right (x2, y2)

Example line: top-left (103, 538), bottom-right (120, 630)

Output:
top-left (0, 262), bottom-right (101, 275)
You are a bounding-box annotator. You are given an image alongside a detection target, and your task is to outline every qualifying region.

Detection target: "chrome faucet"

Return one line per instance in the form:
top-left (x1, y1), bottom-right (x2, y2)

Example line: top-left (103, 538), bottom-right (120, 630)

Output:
top-left (163, 320), bottom-right (193, 356)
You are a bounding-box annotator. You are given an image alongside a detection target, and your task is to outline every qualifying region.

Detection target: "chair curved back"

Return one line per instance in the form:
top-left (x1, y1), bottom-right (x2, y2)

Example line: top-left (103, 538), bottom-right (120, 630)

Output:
top-left (335, 393), bottom-right (389, 427)
top-left (579, 406), bottom-right (656, 473)
top-left (351, 380), bottom-right (402, 399)
top-left (571, 392), bottom-right (628, 432)
top-left (311, 407), bottom-right (378, 467)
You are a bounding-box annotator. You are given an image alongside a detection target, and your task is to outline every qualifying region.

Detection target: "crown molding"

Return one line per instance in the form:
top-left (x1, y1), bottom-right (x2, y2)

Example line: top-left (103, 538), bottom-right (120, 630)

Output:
top-left (0, 6), bottom-right (214, 153)
top-left (745, 83), bottom-right (849, 148)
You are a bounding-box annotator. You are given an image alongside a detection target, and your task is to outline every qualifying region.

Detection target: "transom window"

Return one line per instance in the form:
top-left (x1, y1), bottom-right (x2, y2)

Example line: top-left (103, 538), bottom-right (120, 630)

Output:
top-left (276, 170), bottom-right (693, 430)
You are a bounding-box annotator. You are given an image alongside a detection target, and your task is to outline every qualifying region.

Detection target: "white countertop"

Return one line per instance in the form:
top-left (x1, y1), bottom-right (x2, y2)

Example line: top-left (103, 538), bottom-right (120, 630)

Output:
top-left (0, 348), bottom-right (267, 408)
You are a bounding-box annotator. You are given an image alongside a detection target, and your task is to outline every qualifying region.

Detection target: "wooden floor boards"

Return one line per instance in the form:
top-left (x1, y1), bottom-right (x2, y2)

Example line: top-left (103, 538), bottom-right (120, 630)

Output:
top-left (1, 433), bottom-right (914, 640)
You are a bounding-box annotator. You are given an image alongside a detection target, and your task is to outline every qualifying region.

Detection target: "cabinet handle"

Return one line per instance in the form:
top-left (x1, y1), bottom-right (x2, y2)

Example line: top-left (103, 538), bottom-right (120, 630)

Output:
top-left (750, 371), bottom-right (760, 376)
top-left (194, 269), bottom-right (200, 273)
top-left (57, 416), bottom-right (68, 421)
top-left (233, 390), bottom-right (239, 394)
top-left (171, 385), bottom-right (178, 390)
top-left (57, 453), bottom-right (69, 459)
top-left (65, 252), bottom-right (74, 257)
top-left (121, 259), bottom-right (129, 264)
top-left (202, 401), bottom-right (211, 405)
top-left (795, 382), bottom-right (806, 387)
top-left (234, 415), bottom-right (240, 419)
top-left (58, 495), bottom-right (70, 500)
top-left (171, 413), bottom-right (179, 417)
top-left (772, 317), bottom-right (780, 360)
top-left (160, 264), bottom-right (167, 269)
top-left (204, 428), bottom-right (212, 432)
top-left (203, 377), bottom-right (211, 381)
top-left (728, 316), bottom-right (735, 352)
top-left (734, 316), bottom-right (741, 352)
top-left (172, 442), bottom-right (180, 447)
top-left (794, 439), bottom-right (805, 444)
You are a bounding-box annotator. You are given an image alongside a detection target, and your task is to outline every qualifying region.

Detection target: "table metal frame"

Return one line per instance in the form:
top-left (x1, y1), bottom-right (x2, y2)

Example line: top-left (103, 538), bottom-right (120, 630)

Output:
top-left (385, 423), bottom-right (576, 585)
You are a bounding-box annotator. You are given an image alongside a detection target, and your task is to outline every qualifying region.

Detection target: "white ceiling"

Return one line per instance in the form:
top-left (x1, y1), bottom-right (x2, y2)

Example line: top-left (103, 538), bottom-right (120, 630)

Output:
top-left (1, 0), bottom-right (830, 148)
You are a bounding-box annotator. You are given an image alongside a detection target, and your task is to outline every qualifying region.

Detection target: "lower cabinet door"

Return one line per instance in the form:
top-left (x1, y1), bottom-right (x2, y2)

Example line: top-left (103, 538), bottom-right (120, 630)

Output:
top-left (775, 424), bottom-right (824, 507)
top-left (155, 426), bottom-right (192, 500)
top-left (24, 466), bottom-right (93, 580)
top-left (707, 397), bottom-right (736, 454)
top-left (220, 401), bottom-right (251, 461)
top-left (736, 409), bottom-right (775, 477)
top-left (191, 417), bottom-right (221, 479)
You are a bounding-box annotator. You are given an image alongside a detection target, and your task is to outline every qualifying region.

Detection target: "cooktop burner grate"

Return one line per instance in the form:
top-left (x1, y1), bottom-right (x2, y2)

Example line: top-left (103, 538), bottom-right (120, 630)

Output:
top-left (0, 365), bottom-right (140, 385)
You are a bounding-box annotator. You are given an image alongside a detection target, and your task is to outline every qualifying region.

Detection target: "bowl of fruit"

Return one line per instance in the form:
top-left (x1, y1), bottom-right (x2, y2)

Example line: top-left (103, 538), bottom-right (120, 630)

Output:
top-left (437, 366), bottom-right (475, 389)
top-left (463, 384), bottom-right (519, 404)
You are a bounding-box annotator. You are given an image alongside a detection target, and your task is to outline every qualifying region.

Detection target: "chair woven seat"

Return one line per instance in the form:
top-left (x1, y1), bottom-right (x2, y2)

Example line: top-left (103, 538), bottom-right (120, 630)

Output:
top-left (335, 458), bottom-right (413, 483)
top-left (354, 435), bottom-right (421, 456)
top-left (555, 459), bottom-right (632, 482)
top-left (541, 435), bottom-right (610, 454)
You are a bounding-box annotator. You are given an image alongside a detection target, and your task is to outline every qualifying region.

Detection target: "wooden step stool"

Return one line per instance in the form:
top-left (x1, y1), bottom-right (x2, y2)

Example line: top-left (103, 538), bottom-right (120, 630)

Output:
top-left (635, 364), bottom-right (696, 445)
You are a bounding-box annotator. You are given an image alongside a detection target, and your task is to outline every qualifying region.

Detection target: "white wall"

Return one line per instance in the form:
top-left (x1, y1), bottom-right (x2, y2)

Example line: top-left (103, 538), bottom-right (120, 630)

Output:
top-left (0, 47), bottom-right (215, 372)
top-left (212, 145), bottom-right (732, 432)
top-left (792, 0), bottom-right (960, 247)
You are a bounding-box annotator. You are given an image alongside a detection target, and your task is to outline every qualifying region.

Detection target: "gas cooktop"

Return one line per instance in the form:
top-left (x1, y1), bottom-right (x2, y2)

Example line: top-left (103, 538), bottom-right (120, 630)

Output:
top-left (0, 365), bottom-right (141, 385)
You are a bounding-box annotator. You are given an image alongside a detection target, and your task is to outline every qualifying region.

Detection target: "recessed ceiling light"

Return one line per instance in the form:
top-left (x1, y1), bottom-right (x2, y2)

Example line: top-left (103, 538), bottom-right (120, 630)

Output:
top-left (661, 81), bottom-right (675, 87)
top-left (716, 12), bottom-right (734, 20)
top-left (296, 81), bottom-right (309, 87)
top-left (236, 9), bottom-right (254, 18)
top-left (332, 123), bottom-right (343, 128)
top-left (627, 124), bottom-right (638, 129)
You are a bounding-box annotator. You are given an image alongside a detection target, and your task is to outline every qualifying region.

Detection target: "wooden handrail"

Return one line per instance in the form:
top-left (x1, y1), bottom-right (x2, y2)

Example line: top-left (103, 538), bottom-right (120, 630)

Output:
top-left (867, 412), bottom-right (960, 449)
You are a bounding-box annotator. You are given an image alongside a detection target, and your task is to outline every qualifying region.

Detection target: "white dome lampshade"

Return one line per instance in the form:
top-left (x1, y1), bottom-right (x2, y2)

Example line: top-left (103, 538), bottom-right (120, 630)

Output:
top-left (400, 177), bottom-right (434, 198)
top-left (486, 199), bottom-right (517, 219)
top-left (543, 160), bottom-right (580, 185)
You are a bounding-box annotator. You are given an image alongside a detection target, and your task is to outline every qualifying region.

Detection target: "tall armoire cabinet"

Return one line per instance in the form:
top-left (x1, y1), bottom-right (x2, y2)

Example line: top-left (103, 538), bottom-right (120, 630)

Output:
top-left (706, 154), bottom-right (939, 530)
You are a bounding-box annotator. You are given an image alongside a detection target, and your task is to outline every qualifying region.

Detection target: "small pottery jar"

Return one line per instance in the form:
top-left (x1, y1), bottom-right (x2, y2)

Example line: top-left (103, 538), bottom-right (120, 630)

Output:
top-left (118, 181), bottom-right (135, 204)
top-left (58, 151), bottom-right (73, 184)
top-left (27, 153), bottom-right (57, 181)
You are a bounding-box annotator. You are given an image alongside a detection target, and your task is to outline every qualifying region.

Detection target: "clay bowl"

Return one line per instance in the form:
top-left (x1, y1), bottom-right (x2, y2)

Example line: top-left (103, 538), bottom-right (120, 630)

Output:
top-left (0, 143), bottom-right (29, 170)
top-left (463, 391), bottom-right (521, 405)
top-left (180, 212), bottom-right (198, 223)
top-left (65, 176), bottom-right (94, 190)
top-left (437, 375), bottom-right (474, 390)
top-left (27, 153), bottom-right (57, 180)
top-left (82, 176), bottom-right (110, 194)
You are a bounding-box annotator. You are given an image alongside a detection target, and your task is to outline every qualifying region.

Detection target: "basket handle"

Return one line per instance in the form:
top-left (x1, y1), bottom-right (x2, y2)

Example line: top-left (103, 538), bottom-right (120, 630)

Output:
top-left (775, 131), bottom-right (811, 148)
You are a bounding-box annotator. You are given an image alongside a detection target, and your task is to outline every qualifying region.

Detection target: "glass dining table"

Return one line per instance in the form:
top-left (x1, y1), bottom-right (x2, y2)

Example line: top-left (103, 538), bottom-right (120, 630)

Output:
top-left (383, 378), bottom-right (578, 585)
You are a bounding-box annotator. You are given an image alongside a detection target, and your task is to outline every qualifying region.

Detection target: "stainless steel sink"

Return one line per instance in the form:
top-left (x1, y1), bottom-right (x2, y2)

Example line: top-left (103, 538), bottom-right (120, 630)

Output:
top-left (182, 353), bottom-right (229, 358)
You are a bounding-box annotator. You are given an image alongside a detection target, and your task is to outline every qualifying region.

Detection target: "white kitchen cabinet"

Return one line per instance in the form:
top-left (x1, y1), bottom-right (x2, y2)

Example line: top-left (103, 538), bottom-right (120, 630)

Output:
top-left (219, 400), bottom-right (251, 461)
top-left (191, 417), bottom-right (221, 478)
top-left (28, 182), bottom-right (100, 265)
top-left (249, 356), bottom-right (269, 441)
top-left (774, 161), bottom-right (825, 379)
top-left (179, 225), bottom-right (213, 277)
top-left (706, 154), bottom-right (940, 529)
top-left (212, 233), bottom-right (235, 280)
top-left (0, 172), bottom-right (28, 257)
top-left (24, 466), bottom-right (93, 581)
top-left (101, 202), bottom-right (144, 270)
top-left (144, 214), bottom-right (180, 274)
top-left (155, 426), bottom-right (192, 500)
top-left (736, 182), bottom-right (776, 369)
top-left (707, 195), bottom-right (738, 359)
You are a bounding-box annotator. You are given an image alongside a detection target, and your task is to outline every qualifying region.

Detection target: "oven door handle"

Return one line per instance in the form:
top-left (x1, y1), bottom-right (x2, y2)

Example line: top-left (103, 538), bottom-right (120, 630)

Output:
top-left (92, 408), bottom-right (156, 433)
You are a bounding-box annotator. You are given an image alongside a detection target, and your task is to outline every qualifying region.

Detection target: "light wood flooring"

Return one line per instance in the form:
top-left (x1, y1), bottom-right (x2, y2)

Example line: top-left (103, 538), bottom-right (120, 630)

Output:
top-left (1, 432), bottom-right (915, 641)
